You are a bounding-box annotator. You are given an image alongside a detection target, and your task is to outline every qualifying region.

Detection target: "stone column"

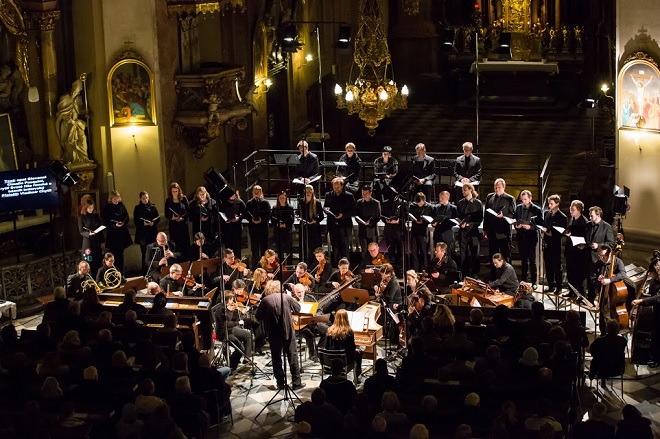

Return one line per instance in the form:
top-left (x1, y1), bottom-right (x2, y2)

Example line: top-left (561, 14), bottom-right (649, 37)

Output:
top-left (23, 16), bottom-right (47, 162)
top-left (35, 11), bottom-right (62, 160)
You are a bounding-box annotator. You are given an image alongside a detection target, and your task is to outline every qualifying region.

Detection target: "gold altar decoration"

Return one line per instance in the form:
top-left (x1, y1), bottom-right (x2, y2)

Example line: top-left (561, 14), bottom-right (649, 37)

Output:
top-left (335, 0), bottom-right (408, 135)
top-left (501, 0), bottom-right (531, 33)
top-left (166, 0), bottom-right (246, 19)
top-left (0, 0), bottom-right (31, 87)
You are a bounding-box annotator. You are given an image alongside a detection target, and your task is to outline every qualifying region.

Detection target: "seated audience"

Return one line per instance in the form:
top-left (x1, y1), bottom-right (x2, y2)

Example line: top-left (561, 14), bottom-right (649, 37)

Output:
top-left (319, 358), bottom-right (357, 413)
top-left (115, 402), bottom-right (145, 439)
top-left (615, 404), bottom-right (653, 439)
top-left (572, 401), bottom-right (614, 439)
top-left (523, 398), bottom-right (563, 434)
top-left (294, 388), bottom-right (343, 438)
top-left (363, 358), bottom-right (398, 409)
top-left (589, 319), bottom-right (627, 384)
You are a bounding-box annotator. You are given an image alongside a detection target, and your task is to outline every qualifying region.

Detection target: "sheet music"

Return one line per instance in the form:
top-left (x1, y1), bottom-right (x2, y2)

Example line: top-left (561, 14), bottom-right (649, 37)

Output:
top-left (421, 215), bottom-right (434, 223)
top-left (454, 181), bottom-right (480, 187)
top-left (570, 236), bottom-right (586, 246)
top-left (553, 226), bottom-right (566, 234)
top-left (346, 310), bottom-right (367, 332)
top-left (299, 302), bottom-right (315, 314)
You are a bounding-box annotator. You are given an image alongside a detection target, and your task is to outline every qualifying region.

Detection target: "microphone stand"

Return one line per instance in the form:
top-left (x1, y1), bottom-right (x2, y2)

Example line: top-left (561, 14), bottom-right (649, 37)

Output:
top-left (144, 245), bottom-right (160, 281)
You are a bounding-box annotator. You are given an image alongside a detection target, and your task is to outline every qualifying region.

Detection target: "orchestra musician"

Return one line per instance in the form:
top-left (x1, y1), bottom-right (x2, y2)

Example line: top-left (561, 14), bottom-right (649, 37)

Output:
top-left (563, 200), bottom-right (589, 298)
top-left (271, 191), bottom-right (295, 263)
top-left (409, 192), bottom-right (434, 272)
top-left (295, 139), bottom-right (320, 199)
top-left (453, 141), bottom-right (482, 200)
top-left (431, 191), bottom-right (459, 256)
top-left (632, 259), bottom-right (660, 368)
top-left (337, 142), bottom-right (362, 197)
top-left (189, 232), bottom-right (215, 261)
top-left (247, 268), bottom-right (268, 299)
top-left (145, 281), bottom-right (161, 295)
top-left (356, 185), bottom-right (381, 263)
top-left (320, 309), bottom-right (363, 382)
top-left (515, 190), bottom-right (543, 289)
top-left (213, 289), bottom-right (253, 370)
top-left (79, 197), bottom-right (105, 276)
top-left (102, 190), bottom-right (132, 275)
top-left (231, 279), bottom-right (266, 354)
top-left (411, 143), bottom-right (435, 199)
top-left (144, 232), bottom-right (181, 282)
top-left (158, 264), bottom-right (186, 297)
top-left (405, 270), bottom-right (433, 339)
top-left (373, 145), bottom-right (398, 204)
top-left (484, 178), bottom-right (516, 279)
top-left (299, 185), bottom-right (324, 264)
top-left (134, 191), bottom-right (160, 273)
top-left (586, 206), bottom-right (616, 296)
top-left (165, 182), bottom-right (190, 255)
top-left (312, 248), bottom-right (333, 293)
top-left (457, 183), bottom-right (484, 278)
top-left (215, 248), bottom-right (248, 294)
top-left (189, 186), bottom-right (218, 247)
top-left (245, 185), bottom-right (271, 268)
top-left (426, 242), bottom-right (459, 294)
top-left (66, 260), bottom-right (91, 300)
top-left (324, 177), bottom-right (356, 265)
top-left (284, 262), bottom-right (316, 292)
top-left (255, 280), bottom-right (306, 390)
top-left (362, 242), bottom-right (389, 273)
top-left (590, 244), bottom-right (626, 327)
top-left (219, 189), bottom-right (245, 259)
top-left (324, 258), bottom-right (354, 312)
top-left (95, 252), bottom-right (117, 285)
top-left (292, 283), bottom-right (320, 362)
top-left (260, 249), bottom-right (280, 279)
top-left (489, 253), bottom-right (520, 296)
top-left (374, 264), bottom-right (402, 343)
top-left (543, 194), bottom-right (568, 294)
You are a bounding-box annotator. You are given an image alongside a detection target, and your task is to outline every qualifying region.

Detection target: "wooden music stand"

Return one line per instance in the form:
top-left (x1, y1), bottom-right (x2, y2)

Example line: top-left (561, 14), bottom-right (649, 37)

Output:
top-left (160, 261), bottom-right (191, 279)
top-left (191, 257), bottom-right (221, 276)
top-left (360, 272), bottom-right (379, 289)
top-left (341, 287), bottom-right (370, 306)
top-left (106, 276), bottom-right (147, 294)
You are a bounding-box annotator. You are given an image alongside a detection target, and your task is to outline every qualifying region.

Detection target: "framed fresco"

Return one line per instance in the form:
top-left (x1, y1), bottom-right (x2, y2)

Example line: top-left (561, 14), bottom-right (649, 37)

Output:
top-left (107, 52), bottom-right (157, 127)
top-left (618, 52), bottom-right (660, 132)
top-left (0, 113), bottom-right (17, 172)
top-left (72, 189), bottom-right (100, 216)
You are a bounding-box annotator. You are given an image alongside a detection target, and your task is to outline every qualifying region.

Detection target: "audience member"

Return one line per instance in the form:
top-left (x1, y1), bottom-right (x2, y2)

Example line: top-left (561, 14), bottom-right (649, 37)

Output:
top-left (294, 388), bottom-right (343, 438)
top-left (43, 286), bottom-right (70, 323)
top-left (523, 398), bottom-right (563, 434)
top-left (589, 319), bottom-right (627, 385)
top-left (363, 358), bottom-right (398, 409)
top-left (143, 403), bottom-right (186, 439)
top-left (457, 392), bottom-right (490, 438)
top-left (572, 401), bottom-right (614, 439)
top-left (319, 358), bottom-right (357, 413)
top-left (167, 376), bottom-right (208, 439)
top-left (115, 403), bottom-right (145, 439)
top-left (615, 404), bottom-right (653, 439)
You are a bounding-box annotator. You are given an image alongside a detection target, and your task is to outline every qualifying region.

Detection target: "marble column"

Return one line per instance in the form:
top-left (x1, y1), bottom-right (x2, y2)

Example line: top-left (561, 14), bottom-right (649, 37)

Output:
top-left (23, 16), bottom-right (47, 162)
top-left (35, 11), bottom-right (62, 160)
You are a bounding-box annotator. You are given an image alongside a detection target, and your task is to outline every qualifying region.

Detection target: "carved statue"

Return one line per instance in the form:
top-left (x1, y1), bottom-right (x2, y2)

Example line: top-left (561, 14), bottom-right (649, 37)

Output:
top-left (55, 79), bottom-right (91, 165)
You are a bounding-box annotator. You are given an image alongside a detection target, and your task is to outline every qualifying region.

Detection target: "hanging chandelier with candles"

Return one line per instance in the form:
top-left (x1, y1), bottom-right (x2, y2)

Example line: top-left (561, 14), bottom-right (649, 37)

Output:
top-left (335, 0), bottom-right (408, 135)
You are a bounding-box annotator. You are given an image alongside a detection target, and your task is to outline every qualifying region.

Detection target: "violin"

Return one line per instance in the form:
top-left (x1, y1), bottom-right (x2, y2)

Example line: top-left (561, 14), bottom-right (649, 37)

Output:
top-left (376, 276), bottom-right (391, 300)
top-left (270, 257), bottom-right (280, 271)
top-left (340, 270), bottom-right (354, 283)
top-left (230, 259), bottom-right (249, 273)
top-left (300, 272), bottom-right (313, 288)
top-left (313, 259), bottom-right (326, 283)
top-left (372, 253), bottom-right (389, 265)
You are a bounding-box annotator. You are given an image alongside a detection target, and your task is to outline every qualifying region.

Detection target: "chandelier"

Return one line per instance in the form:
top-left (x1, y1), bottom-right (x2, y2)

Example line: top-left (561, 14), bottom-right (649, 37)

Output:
top-left (335, 0), bottom-right (408, 135)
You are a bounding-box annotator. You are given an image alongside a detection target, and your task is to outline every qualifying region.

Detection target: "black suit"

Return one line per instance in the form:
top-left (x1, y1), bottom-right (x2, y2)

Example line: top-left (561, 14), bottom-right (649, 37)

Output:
top-left (324, 190), bottom-right (356, 265)
top-left (515, 202), bottom-right (543, 284)
top-left (432, 202), bottom-right (458, 249)
top-left (145, 241), bottom-right (181, 281)
top-left (245, 197), bottom-right (271, 268)
top-left (411, 155), bottom-right (435, 198)
top-left (484, 192), bottom-right (516, 277)
top-left (543, 209), bottom-right (568, 291)
top-left (409, 202), bottom-right (434, 271)
top-left (457, 197), bottom-right (484, 278)
top-left (565, 214), bottom-right (589, 295)
top-left (255, 293), bottom-right (302, 387)
top-left (586, 220), bottom-right (615, 263)
top-left (454, 154), bottom-right (482, 183)
top-left (66, 273), bottom-right (88, 300)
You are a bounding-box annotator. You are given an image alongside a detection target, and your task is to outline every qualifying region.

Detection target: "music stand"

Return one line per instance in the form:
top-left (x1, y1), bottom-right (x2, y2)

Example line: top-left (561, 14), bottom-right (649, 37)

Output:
top-left (342, 287), bottom-right (370, 310)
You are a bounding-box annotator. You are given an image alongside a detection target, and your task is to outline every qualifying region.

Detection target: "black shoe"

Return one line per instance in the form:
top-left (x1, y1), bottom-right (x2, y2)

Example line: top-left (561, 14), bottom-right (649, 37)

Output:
top-left (292, 382), bottom-right (307, 390)
top-left (242, 359), bottom-right (250, 365)
top-left (648, 362), bottom-right (659, 368)
top-left (254, 350), bottom-right (265, 356)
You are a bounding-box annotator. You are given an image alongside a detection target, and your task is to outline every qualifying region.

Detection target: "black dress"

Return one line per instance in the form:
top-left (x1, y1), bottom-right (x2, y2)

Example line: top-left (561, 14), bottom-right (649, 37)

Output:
top-left (190, 198), bottom-right (218, 244)
top-left (133, 201), bottom-right (160, 271)
top-left (271, 204), bottom-right (295, 262)
top-left (165, 196), bottom-right (191, 253)
top-left (102, 201), bottom-right (133, 273)
top-left (78, 213), bottom-right (105, 275)
top-left (299, 200), bottom-right (324, 264)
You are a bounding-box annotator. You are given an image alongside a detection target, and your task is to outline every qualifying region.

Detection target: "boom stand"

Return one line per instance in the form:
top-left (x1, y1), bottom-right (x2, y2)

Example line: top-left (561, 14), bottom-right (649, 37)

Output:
top-left (256, 254), bottom-right (301, 420)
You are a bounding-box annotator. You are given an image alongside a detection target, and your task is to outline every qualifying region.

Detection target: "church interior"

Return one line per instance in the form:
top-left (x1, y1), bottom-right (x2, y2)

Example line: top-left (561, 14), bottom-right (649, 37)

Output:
top-left (1, 0), bottom-right (660, 438)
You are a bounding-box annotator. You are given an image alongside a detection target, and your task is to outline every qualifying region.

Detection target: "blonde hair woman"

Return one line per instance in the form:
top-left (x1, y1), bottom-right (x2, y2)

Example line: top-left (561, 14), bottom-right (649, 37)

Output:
top-left (260, 249), bottom-right (279, 278)
top-left (321, 309), bottom-right (362, 382)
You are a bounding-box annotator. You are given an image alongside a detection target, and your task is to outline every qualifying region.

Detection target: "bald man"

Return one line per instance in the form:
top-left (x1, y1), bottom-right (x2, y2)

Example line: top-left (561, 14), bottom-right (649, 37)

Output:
top-left (145, 232), bottom-right (181, 281)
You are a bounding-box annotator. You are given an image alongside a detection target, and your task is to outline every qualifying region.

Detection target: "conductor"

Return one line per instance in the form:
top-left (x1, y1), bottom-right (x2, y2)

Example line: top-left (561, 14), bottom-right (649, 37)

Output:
top-left (255, 280), bottom-right (307, 390)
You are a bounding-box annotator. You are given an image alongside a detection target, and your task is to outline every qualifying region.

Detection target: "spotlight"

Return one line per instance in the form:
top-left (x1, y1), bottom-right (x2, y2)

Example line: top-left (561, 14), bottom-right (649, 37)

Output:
top-left (441, 28), bottom-right (456, 53)
top-left (496, 32), bottom-right (512, 60)
top-left (47, 160), bottom-right (80, 188)
top-left (281, 21), bottom-right (302, 53)
top-left (336, 25), bottom-right (352, 49)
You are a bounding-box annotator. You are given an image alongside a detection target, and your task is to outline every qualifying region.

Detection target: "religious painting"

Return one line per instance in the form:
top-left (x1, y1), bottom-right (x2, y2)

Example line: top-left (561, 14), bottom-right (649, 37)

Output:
top-left (107, 53), bottom-right (157, 127)
top-left (72, 189), bottom-right (100, 216)
top-left (0, 113), bottom-right (18, 172)
top-left (618, 53), bottom-right (660, 132)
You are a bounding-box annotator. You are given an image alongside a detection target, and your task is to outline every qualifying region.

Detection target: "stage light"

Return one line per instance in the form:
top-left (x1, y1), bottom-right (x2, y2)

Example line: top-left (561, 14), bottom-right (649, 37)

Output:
top-left (336, 25), bottom-right (352, 49)
top-left (281, 22), bottom-right (302, 53)
top-left (441, 28), bottom-right (456, 53)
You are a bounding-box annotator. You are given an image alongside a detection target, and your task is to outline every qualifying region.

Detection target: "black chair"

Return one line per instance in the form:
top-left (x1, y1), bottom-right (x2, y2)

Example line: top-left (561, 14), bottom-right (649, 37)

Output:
top-left (317, 347), bottom-right (357, 384)
top-left (203, 388), bottom-right (233, 427)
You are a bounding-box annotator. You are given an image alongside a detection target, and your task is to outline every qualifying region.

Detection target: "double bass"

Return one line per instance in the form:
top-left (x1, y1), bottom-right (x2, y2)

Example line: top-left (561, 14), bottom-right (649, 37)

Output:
top-left (598, 252), bottom-right (629, 329)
